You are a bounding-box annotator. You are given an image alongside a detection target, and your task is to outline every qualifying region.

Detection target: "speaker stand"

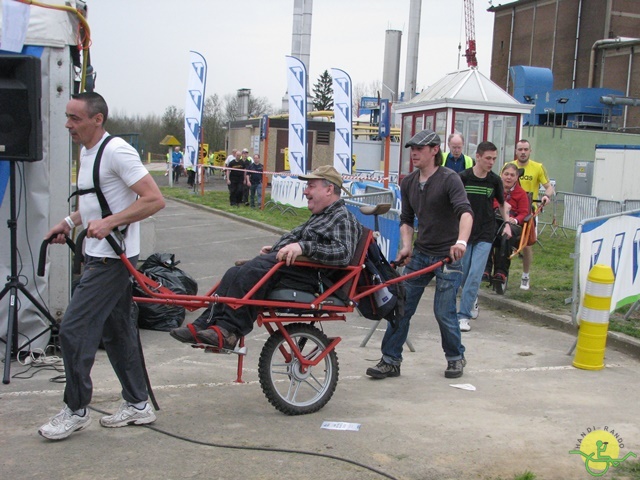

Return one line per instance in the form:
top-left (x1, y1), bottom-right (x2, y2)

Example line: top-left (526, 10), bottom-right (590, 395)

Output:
top-left (1, 162), bottom-right (59, 384)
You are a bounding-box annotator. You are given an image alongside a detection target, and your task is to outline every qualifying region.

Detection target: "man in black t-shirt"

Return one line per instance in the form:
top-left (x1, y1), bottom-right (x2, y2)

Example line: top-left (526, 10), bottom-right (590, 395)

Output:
top-left (457, 142), bottom-right (511, 332)
top-left (226, 150), bottom-right (245, 206)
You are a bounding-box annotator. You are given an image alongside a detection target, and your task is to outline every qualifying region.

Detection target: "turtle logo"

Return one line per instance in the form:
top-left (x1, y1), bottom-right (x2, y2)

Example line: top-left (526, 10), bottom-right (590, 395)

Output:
top-left (569, 429), bottom-right (637, 477)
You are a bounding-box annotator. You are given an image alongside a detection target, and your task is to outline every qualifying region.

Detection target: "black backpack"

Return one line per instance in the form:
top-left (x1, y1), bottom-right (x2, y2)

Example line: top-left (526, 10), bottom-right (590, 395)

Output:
top-left (356, 241), bottom-right (405, 327)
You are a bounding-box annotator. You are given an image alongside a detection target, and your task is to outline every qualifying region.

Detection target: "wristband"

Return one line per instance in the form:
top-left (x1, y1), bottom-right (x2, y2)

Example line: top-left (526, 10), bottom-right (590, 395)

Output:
top-left (64, 216), bottom-right (76, 229)
top-left (456, 240), bottom-right (467, 248)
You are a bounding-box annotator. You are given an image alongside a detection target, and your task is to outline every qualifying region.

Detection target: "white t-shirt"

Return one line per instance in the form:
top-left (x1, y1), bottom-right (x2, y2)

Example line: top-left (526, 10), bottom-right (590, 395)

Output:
top-left (77, 133), bottom-right (148, 258)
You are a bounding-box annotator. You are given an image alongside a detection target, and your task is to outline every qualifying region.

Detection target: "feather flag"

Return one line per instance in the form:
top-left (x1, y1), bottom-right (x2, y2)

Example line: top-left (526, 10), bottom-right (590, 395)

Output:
top-left (286, 55), bottom-right (307, 175)
top-left (184, 51), bottom-right (207, 172)
top-left (331, 68), bottom-right (352, 175)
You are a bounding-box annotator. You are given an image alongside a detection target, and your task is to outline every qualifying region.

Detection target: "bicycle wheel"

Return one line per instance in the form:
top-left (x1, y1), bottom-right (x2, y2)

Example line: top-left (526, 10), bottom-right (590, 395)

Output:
top-left (258, 323), bottom-right (339, 415)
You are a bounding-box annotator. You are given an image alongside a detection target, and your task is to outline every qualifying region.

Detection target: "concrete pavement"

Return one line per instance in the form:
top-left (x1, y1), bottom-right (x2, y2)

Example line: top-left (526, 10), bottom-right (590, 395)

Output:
top-left (1, 198), bottom-right (639, 480)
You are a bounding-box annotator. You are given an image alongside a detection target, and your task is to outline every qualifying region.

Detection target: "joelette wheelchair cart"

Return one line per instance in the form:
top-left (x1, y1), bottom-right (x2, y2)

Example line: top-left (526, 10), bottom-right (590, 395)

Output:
top-left (41, 206), bottom-right (448, 415)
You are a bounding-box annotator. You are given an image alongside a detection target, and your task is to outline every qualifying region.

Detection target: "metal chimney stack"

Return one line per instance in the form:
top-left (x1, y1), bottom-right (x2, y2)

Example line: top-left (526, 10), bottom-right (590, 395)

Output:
top-left (382, 30), bottom-right (402, 102)
top-left (237, 88), bottom-right (251, 120)
top-left (291, 0), bottom-right (312, 90)
top-left (404, 0), bottom-right (422, 102)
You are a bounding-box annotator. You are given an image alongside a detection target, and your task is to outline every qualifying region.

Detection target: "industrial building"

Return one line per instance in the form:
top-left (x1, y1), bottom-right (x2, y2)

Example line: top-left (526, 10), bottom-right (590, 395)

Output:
top-left (489, 0), bottom-right (640, 130)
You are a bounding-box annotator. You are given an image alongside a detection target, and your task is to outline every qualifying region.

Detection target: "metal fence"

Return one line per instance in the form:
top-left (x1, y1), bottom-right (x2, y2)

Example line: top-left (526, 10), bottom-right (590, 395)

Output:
top-left (345, 184), bottom-right (640, 237)
top-left (558, 192), bottom-right (640, 231)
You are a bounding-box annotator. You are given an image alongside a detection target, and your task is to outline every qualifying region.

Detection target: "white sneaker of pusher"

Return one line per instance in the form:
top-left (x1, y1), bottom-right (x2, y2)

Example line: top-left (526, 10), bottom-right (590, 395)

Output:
top-left (470, 297), bottom-right (479, 319)
top-left (39, 406), bottom-right (91, 440)
top-left (459, 318), bottom-right (471, 332)
top-left (100, 402), bottom-right (156, 428)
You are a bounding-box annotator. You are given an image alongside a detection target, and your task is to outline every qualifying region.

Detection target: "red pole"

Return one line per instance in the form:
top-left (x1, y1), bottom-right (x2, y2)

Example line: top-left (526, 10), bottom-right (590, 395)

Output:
top-left (260, 117), bottom-right (270, 210)
top-left (383, 102), bottom-right (392, 188)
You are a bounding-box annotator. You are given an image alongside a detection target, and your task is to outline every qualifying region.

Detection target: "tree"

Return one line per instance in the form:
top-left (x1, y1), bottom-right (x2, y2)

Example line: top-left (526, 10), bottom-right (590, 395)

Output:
top-left (202, 94), bottom-right (225, 151)
top-left (223, 93), bottom-right (274, 122)
top-left (161, 105), bottom-right (184, 145)
top-left (312, 70), bottom-right (333, 111)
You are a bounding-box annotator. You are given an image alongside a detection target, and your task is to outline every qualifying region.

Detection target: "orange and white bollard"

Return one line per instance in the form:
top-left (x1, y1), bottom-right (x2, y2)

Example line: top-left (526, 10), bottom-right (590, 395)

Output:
top-left (572, 264), bottom-right (615, 371)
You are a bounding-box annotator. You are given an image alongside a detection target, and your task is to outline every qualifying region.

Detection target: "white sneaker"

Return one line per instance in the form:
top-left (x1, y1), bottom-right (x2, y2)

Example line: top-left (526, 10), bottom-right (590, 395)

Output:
top-left (470, 298), bottom-right (479, 319)
top-left (459, 318), bottom-right (471, 332)
top-left (39, 406), bottom-right (91, 440)
top-left (520, 276), bottom-right (530, 291)
top-left (100, 402), bottom-right (156, 428)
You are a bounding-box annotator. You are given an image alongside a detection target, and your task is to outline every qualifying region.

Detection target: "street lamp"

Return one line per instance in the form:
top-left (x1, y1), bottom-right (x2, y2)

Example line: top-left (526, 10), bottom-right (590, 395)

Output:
top-left (556, 97), bottom-right (569, 126)
top-left (544, 108), bottom-right (555, 126)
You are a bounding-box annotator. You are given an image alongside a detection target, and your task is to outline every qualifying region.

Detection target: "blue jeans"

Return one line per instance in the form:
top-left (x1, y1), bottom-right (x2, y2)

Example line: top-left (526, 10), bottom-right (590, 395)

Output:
top-left (250, 183), bottom-right (262, 207)
top-left (458, 241), bottom-right (492, 319)
top-left (381, 250), bottom-right (464, 364)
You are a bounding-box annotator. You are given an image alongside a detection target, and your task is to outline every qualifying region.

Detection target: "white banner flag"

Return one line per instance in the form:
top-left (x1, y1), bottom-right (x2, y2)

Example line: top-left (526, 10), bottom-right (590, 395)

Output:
top-left (578, 211), bottom-right (640, 313)
top-left (286, 55), bottom-right (307, 175)
top-left (184, 51), bottom-right (207, 171)
top-left (331, 68), bottom-right (352, 175)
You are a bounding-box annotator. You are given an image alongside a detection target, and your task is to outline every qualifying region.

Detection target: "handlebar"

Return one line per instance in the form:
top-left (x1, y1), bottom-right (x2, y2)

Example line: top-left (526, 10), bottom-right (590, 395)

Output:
top-left (38, 234), bottom-right (77, 277)
top-left (37, 229), bottom-right (124, 277)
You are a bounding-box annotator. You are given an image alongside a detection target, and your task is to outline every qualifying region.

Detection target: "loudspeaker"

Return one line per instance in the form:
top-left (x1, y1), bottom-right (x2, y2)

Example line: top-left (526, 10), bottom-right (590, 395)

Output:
top-left (0, 55), bottom-right (43, 162)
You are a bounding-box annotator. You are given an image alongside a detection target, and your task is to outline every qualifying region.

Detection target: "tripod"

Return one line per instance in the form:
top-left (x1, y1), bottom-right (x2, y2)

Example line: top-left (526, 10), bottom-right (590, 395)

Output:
top-left (1, 161), bottom-right (59, 384)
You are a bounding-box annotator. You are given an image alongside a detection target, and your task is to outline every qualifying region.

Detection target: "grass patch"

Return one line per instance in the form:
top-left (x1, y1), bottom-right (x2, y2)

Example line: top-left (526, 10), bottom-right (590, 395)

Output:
top-left (490, 471), bottom-right (537, 480)
top-left (160, 187), bottom-right (311, 232)
top-left (503, 233), bottom-right (575, 314)
top-left (611, 458), bottom-right (640, 480)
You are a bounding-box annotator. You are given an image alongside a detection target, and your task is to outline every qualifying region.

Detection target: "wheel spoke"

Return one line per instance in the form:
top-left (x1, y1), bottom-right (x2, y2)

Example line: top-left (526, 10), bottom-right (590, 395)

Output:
top-left (258, 323), bottom-right (339, 415)
top-left (302, 375), bottom-right (323, 394)
top-left (286, 378), bottom-right (302, 402)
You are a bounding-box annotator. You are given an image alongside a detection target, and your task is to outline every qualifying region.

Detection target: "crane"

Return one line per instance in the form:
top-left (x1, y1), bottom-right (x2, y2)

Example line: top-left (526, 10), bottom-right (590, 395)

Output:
top-left (463, 0), bottom-right (478, 68)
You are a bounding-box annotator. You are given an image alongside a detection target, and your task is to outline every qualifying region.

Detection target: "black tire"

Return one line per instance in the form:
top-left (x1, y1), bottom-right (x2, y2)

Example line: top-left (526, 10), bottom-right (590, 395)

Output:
top-left (258, 323), bottom-right (339, 415)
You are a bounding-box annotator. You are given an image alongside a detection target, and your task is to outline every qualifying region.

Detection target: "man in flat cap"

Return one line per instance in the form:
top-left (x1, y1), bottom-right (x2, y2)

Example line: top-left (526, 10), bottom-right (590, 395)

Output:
top-left (170, 165), bottom-right (362, 348)
top-left (367, 129), bottom-right (474, 380)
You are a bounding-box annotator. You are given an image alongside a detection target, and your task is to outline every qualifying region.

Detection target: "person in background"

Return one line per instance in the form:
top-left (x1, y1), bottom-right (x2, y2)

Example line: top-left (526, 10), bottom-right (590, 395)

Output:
top-left (38, 92), bottom-right (165, 441)
top-left (227, 150), bottom-right (245, 206)
top-left (248, 153), bottom-right (264, 208)
top-left (223, 148), bottom-right (238, 181)
top-left (366, 129), bottom-right (473, 380)
top-left (171, 146), bottom-right (183, 184)
top-left (207, 150), bottom-right (216, 177)
top-left (509, 139), bottom-right (554, 290)
top-left (241, 148), bottom-right (252, 205)
top-left (442, 133), bottom-right (474, 173)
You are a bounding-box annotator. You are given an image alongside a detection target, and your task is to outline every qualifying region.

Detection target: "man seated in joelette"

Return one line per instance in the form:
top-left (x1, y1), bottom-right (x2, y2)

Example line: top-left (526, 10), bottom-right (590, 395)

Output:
top-left (170, 165), bottom-right (363, 349)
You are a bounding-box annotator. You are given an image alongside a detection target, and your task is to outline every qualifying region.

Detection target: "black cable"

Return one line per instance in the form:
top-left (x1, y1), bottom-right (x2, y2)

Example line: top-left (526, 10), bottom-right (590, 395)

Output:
top-left (89, 405), bottom-right (399, 480)
top-left (20, 162), bottom-right (52, 313)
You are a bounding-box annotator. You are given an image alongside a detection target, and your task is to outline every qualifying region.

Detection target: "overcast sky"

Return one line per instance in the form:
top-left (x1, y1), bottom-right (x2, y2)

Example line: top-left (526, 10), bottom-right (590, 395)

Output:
top-left (87, 0), bottom-right (505, 117)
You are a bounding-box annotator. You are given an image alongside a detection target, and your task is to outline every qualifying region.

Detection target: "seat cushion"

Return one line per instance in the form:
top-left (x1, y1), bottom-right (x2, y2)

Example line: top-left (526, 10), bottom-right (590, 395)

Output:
top-left (267, 288), bottom-right (346, 307)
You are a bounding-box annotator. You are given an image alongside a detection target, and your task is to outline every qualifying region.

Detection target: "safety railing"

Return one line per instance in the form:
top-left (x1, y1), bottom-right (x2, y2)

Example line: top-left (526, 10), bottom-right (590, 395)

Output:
top-left (555, 192), bottom-right (640, 231)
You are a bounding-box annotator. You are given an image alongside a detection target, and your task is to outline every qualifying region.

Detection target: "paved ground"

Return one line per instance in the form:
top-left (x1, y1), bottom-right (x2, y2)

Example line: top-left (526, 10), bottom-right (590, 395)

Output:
top-left (1, 188), bottom-right (639, 480)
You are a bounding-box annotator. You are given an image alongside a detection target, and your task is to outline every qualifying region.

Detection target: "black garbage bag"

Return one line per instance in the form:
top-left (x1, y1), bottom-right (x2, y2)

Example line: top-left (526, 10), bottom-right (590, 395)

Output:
top-left (134, 253), bottom-right (198, 331)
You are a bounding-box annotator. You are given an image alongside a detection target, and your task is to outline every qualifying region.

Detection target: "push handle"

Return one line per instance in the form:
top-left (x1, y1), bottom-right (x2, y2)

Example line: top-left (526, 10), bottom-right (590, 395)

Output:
top-left (37, 234), bottom-right (77, 277)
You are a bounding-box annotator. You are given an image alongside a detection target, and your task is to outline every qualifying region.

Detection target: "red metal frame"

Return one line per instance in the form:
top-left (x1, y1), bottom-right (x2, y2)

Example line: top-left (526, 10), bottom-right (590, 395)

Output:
top-left (104, 231), bottom-right (448, 384)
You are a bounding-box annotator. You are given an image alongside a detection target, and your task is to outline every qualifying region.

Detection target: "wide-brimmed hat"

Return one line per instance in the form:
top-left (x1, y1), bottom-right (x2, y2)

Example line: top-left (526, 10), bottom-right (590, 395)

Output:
top-left (404, 129), bottom-right (441, 148)
top-left (299, 165), bottom-right (351, 196)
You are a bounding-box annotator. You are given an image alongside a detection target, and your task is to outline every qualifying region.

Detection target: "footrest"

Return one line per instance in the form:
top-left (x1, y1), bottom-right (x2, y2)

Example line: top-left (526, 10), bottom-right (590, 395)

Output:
top-left (191, 343), bottom-right (247, 355)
